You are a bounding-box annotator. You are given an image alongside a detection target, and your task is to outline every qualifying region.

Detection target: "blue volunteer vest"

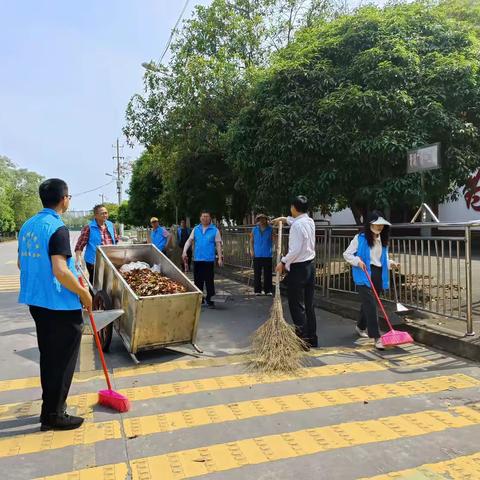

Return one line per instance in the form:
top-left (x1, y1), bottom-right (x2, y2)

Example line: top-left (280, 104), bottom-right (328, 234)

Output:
top-left (18, 208), bottom-right (81, 311)
top-left (151, 226), bottom-right (168, 252)
top-left (193, 224), bottom-right (218, 262)
top-left (352, 233), bottom-right (390, 290)
top-left (253, 225), bottom-right (273, 258)
top-left (177, 227), bottom-right (191, 243)
top-left (84, 219), bottom-right (116, 264)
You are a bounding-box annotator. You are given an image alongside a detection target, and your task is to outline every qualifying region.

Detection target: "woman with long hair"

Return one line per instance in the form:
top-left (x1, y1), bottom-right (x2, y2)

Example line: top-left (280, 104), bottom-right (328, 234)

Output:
top-left (343, 211), bottom-right (399, 350)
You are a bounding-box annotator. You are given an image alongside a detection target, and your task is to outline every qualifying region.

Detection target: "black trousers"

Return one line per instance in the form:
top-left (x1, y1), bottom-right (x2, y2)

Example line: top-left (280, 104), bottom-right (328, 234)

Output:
top-left (253, 257), bottom-right (273, 294)
top-left (29, 306), bottom-right (83, 418)
top-left (86, 262), bottom-right (95, 284)
top-left (193, 261), bottom-right (215, 303)
top-left (287, 260), bottom-right (317, 344)
top-left (357, 265), bottom-right (382, 338)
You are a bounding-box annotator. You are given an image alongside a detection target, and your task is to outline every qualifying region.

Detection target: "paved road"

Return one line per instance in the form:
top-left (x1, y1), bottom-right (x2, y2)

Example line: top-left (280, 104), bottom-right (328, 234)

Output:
top-left (0, 240), bottom-right (480, 479)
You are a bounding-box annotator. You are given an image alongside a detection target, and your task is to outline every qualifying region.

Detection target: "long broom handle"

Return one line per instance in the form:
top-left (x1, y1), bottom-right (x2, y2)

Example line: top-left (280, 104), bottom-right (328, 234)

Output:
top-left (363, 267), bottom-right (394, 332)
top-left (275, 221), bottom-right (283, 293)
top-left (78, 277), bottom-right (113, 391)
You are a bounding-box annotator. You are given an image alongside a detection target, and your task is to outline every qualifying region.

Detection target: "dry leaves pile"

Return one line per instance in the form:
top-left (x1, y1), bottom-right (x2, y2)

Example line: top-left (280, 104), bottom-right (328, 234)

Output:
top-left (121, 269), bottom-right (187, 296)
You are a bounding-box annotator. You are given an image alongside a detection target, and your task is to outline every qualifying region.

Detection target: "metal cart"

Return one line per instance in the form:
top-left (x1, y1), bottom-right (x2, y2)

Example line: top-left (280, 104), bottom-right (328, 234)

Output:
top-left (92, 244), bottom-right (203, 363)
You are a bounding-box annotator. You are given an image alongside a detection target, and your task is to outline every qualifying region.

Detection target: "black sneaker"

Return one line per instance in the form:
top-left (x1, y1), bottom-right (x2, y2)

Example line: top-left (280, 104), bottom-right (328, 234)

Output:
top-left (41, 413), bottom-right (84, 431)
top-left (206, 301), bottom-right (216, 309)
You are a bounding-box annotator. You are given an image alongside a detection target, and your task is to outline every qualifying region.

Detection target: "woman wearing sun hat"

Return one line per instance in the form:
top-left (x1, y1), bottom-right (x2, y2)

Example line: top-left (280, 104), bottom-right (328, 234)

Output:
top-left (343, 210), bottom-right (400, 350)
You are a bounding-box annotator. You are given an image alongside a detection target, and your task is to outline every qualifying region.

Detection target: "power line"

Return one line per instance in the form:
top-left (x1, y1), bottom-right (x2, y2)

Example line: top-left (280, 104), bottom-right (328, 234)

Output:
top-left (72, 180), bottom-right (115, 197)
top-left (158, 0), bottom-right (191, 65)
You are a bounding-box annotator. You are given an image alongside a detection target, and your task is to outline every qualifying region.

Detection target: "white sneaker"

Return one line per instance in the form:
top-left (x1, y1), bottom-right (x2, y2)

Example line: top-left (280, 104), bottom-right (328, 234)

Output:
top-left (254, 292), bottom-right (262, 296)
top-left (375, 338), bottom-right (385, 350)
top-left (355, 326), bottom-right (368, 338)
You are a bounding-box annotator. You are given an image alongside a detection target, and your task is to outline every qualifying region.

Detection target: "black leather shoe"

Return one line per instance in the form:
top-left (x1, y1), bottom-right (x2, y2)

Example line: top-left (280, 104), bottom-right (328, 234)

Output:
top-left (41, 413), bottom-right (84, 431)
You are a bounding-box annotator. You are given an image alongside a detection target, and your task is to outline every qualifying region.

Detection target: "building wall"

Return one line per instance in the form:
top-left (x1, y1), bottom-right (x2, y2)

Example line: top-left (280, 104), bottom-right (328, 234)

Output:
top-left (316, 170), bottom-right (480, 225)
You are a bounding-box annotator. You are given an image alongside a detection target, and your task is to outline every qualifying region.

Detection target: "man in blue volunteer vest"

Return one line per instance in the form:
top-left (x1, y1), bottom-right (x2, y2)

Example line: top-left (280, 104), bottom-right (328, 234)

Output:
top-left (177, 219), bottom-right (192, 271)
top-left (182, 211), bottom-right (223, 308)
top-left (149, 217), bottom-right (171, 253)
top-left (18, 178), bottom-right (92, 431)
top-left (75, 204), bottom-right (118, 283)
top-left (249, 214), bottom-right (273, 295)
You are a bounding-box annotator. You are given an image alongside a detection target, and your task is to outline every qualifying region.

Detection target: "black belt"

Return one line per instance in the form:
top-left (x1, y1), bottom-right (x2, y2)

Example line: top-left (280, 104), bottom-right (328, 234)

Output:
top-left (290, 259), bottom-right (315, 267)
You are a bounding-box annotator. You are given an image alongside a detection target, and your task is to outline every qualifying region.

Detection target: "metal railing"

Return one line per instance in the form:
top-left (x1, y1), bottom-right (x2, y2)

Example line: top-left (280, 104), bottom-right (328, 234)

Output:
top-left (222, 222), bottom-right (479, 336)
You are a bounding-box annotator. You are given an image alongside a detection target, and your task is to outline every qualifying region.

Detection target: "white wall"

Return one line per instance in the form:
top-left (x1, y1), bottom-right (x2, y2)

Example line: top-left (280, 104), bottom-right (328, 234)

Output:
top-left (315, 169), bottom-right (480, 225)
top-left (314, 208), bottom-right (356, 225)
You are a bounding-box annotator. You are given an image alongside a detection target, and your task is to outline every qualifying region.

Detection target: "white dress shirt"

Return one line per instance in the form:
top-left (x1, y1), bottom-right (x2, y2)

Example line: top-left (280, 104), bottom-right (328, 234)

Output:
top-left (343, 234), bottom-right (395, 269)
top-left (281, 214), bottom-right (316, 271)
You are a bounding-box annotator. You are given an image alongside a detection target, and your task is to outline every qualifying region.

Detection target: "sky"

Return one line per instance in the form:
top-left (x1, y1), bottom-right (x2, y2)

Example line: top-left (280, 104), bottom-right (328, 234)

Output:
top-left (0, 0), bottom-right (211, 211)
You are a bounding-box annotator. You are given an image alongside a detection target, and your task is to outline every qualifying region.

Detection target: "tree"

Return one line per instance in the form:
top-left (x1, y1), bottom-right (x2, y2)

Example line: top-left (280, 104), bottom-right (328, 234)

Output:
top-left (125, 148), bottom-right (173, 226)
top-left (227, 2), bottom-right (480, 220)
top-left (0, 156), bottom-right (43, 231)
top-left (124, 0), bottom-right (341, 221)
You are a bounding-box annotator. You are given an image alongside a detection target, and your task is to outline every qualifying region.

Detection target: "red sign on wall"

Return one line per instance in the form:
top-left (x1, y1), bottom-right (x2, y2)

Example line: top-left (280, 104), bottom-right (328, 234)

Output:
top-left (464, 170), bottom-right (480, 212)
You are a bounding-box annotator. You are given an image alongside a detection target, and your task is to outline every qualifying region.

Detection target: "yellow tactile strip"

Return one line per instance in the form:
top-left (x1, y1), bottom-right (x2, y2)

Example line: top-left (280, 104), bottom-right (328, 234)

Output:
top-left (127, 404), bottom-right (480, 480)
top-left (34, 463), bottom-right (128, 480)
top-left (0, 356), bottom-right (432, 421)
top-left (123, 373), bottom-right (480, 437)
top-left (0, 275), bottom-right (20, 292)
top-left (34, 403), bottom-right (480, 480)
top-left (360, 451), bottom-right (480, 479)
top-left (0, 345), bottom-right (375, 393)
top-left (0, 421), bottom-right (121, 459)
top-left (1, 374), bottom-right (477, 460)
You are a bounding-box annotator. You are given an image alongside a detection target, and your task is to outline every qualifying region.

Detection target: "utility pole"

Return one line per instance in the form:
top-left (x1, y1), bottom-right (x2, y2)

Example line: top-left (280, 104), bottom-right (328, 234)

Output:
top-left (99, 193), bottom-right (105, 204)
top-left (113, 138), bottom-right (125, 236)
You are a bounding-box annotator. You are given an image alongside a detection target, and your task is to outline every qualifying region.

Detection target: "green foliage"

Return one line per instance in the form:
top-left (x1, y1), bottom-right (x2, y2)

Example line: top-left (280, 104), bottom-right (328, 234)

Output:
top-left (125, 148), bottom-right (173, 226)
top-left (227, 2), bottom-right (480, 218)
top-left (124, 0), bottom-right (336, 222)
top-left (0, 156), bottom-right (43, 232)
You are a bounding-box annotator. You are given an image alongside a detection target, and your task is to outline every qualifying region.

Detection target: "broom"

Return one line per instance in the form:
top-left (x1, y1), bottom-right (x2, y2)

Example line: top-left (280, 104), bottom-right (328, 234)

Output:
top-left (363, 268), bottom-right (414, 347)
top-left (250, 221), bottom-right (307, 374)
top-left (78, 277), bottom-right (130, 412)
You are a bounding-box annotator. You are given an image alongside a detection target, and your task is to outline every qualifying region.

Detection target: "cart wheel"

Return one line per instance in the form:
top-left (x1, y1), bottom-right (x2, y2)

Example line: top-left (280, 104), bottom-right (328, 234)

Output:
top-left (93, 290), bottom-right (114, 353)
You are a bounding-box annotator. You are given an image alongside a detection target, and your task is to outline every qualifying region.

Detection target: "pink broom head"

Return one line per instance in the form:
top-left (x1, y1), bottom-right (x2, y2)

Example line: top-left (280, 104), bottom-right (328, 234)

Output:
top-left (98, 389), bottom-right (131, 413)
top-left (381, 329), bottom-right (414, 347)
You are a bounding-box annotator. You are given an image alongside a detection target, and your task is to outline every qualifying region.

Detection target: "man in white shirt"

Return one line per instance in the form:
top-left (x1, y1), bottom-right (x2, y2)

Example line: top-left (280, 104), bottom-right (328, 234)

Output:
top-left (274, 196), bottom-right (317, 349)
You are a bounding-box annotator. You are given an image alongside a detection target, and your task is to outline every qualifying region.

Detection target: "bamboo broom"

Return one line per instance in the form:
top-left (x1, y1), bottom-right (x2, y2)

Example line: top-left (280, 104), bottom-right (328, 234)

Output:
top-left (250, 221), bottom-right (306, 374)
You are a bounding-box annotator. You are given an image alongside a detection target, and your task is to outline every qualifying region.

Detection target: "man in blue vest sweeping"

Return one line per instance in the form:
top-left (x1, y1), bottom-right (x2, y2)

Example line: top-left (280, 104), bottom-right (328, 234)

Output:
top-left (75, 204), bottom-right (118, 283)
top-left (249, 214), bottom-right (273, 296)
top-left (18, 178), bottom-right (92, 431)
top-left (182, 211), bottom-right (223, 308)
top-left (148, 217), bottom-right (171, 253)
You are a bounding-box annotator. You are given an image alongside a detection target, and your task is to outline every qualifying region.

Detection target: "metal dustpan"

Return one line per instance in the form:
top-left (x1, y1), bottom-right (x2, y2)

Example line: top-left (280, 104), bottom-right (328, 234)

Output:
top-left (82, 309), bottom-right (124, 331)
top-left (392, 274), bottom-right (411, 316)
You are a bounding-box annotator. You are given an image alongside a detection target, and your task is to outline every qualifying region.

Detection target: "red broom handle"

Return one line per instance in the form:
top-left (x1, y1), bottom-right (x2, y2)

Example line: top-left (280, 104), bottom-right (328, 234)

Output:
top-left (362, 267), bottom-right (394, 332)
top-left (79, 277), bottom-right (113, 391)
